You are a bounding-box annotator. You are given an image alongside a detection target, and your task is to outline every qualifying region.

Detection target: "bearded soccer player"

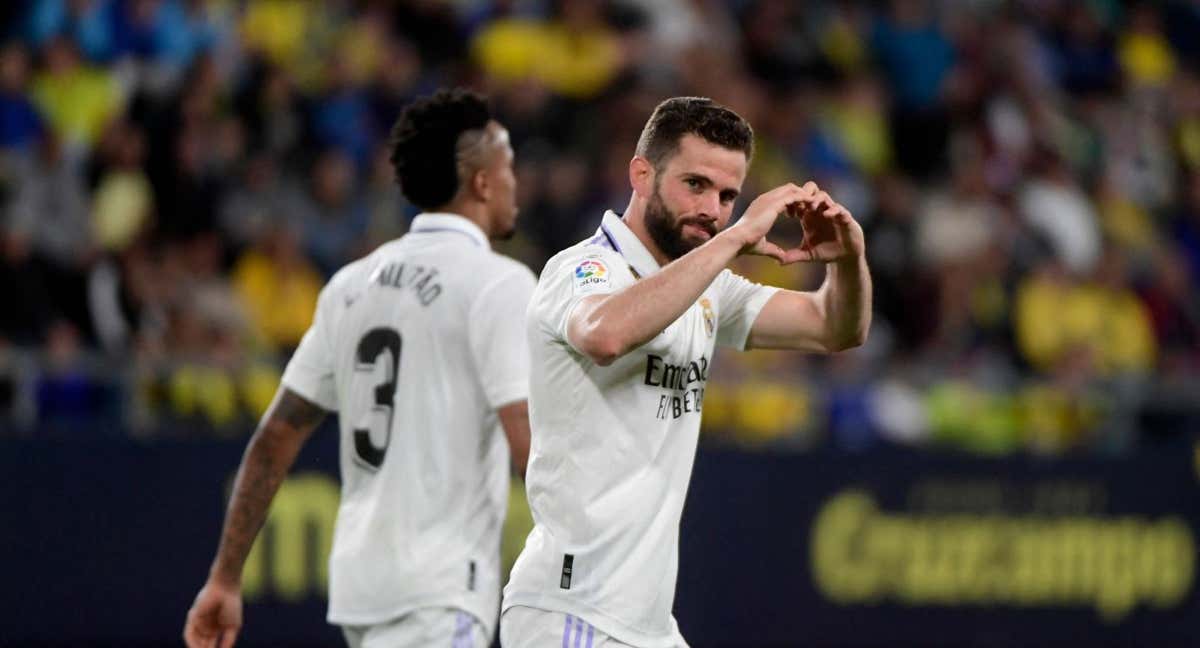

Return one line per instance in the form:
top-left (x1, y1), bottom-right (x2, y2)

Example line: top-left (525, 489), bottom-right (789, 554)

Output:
top-left (501, 97), bottom-right (872, 647)
top-left (183, 88), bottom-right (535, 648)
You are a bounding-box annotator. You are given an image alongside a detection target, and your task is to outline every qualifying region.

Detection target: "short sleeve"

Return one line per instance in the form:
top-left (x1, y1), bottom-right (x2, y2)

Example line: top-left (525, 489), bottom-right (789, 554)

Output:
top-left (714, 269), bottom-right (779, 351)
top-left (280, 287), bottom-right (339, 410)
top-left (532, 247), bottom-right (623, 351)
top-left (468, 263), bottom-right (538, 408)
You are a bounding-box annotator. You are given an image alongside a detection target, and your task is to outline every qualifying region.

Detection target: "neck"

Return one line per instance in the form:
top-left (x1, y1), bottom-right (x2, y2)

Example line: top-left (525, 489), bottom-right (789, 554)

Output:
top-left (621, 193), bottom-right (673, 266)
top-left (438, 199), bottom-right (491, 239)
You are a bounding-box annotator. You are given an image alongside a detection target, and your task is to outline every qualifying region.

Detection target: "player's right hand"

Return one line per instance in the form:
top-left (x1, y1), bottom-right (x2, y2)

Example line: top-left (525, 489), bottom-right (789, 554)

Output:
top-left (183, 579), bottom-right (243, 648)
top-left (722, 182), bottom-right (820, 263)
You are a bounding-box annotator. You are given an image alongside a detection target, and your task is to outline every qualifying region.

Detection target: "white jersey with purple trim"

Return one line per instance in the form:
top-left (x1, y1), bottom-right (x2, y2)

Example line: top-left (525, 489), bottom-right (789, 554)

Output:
top-left (280, 213), bottom-right (535, 636)
top-left (502, 211), bottom-right (778, 646)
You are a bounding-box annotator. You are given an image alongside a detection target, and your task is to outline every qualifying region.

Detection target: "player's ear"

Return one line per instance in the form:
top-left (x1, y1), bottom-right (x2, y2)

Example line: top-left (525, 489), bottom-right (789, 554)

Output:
top-left (630, 156), bottom-right (654, 197)
top-left (471, 168), bottom-right (490, 202)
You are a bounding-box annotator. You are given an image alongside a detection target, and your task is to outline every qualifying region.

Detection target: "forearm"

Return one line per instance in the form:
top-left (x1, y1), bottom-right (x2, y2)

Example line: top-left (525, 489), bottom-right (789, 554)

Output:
top-left (208, 421), bottom-right (308, 585)
top-left (820, 253), bottom-right (872, 350)
top-left (577, 233), bottom-right (742, 360)
top-left (207, 389), bottom-right (325, 586)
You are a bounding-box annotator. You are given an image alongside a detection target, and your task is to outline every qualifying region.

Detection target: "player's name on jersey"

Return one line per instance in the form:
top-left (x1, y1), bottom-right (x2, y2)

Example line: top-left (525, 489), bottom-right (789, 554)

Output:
top-left (643, 353), bottom-right (709, 420)
top-left (370, 261), bottom-right (444, 306)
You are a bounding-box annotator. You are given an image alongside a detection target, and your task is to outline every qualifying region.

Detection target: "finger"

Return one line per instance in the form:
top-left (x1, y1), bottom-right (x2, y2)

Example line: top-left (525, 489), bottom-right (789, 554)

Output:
top-left (218, 627), bottom-right (240, 648)
top-left (183, 611), bottom-right (204, 645)
top-left (802, 189), bottom-right (834, 214)
top-left (814, 191), bottom-right (838, 214)
top-left (749, 238), bottom-right (788, 263)
top-left (183, 620), bottom-right (214, 648)
top-left (768, 186), bottom-right (812, 217)
top-left (781, 246), bottom-right (816, 264)
top-left (829, 205), bottom-right (854, 229)
top-left (751, 184), bottom-right (806, 220)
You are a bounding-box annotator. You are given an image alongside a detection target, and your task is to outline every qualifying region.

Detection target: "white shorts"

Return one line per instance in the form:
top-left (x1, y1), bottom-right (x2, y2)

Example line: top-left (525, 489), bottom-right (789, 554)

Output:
top-left (340, 607), bottom-right (489, 648)
top-left (501, 606), bottom-right (622, 647)
top-left (501, 605), bottom-right (690, 648)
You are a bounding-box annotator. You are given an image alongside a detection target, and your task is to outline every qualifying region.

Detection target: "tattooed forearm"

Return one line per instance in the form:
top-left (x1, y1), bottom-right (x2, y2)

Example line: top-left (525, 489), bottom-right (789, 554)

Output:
top-left (209, 389), bottom-right (327, 585)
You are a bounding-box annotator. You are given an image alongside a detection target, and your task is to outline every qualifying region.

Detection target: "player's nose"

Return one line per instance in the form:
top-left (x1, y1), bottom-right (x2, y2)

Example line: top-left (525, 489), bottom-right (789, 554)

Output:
top-left (698, 190), bottom-right (721, 219)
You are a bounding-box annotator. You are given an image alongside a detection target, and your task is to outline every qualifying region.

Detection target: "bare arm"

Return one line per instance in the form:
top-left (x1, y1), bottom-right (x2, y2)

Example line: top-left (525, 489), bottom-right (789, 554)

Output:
top-left (747, 188), bottom-right (872, 352)
top-left (185, 388), bottom-right (328, 648)
top-left (570, 183), bottom-right (815, 365)
top-left (748, 255), bottom-right (872, 351)
top-left (209, 388), bottom-right (328, 586)
top-left (497, 400), bottom-right (530, 479)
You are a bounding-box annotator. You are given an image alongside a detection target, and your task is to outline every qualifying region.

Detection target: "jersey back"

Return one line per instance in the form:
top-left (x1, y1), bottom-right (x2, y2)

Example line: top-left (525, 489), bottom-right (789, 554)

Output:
top-left (282, 214), bottom-right (535, 634)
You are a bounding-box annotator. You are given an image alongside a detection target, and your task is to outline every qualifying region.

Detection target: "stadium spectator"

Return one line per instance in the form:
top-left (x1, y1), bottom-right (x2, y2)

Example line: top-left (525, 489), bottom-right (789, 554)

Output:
top-left (35, 319), bottom-right (109, 432)
top-left (92, 120), bottom-right (152, 253)
top-left (0, 42), bottom-right (43, 151)
top-left (29, 35), bottom-right (123, 154)
top-left (1014, 252), bottom-right (1156, 378)
top-left (471, 0), bottom-right (625, 99)
top-left (230, 224), bottom-right (320, 353)
top-left (285, 148), bottom-right (368, 276)
top-left (23, 0), bottom-right (117, 63)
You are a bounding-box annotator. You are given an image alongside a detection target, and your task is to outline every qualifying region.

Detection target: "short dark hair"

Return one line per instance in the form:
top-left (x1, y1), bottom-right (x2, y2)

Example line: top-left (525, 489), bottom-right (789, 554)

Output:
top-left (635, 97), bottom-right (754, 171)
top-left (389, 88), bottom-right (491, 210)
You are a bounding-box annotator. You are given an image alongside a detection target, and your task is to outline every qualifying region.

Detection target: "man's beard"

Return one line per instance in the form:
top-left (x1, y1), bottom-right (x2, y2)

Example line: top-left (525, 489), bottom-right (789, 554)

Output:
top-left (644, 187), bottom-right (717, 260)
top-left (492, 208), bottom-right (518, 241)
top-left (494, 223), bottom-right (516, 241)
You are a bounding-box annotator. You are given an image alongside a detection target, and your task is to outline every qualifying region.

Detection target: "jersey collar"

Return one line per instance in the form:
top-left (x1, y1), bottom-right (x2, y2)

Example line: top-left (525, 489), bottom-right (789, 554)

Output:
top-left (410, 213), bottom-right (490, 249)
top-left (600, 210), bottom-right (660, 278)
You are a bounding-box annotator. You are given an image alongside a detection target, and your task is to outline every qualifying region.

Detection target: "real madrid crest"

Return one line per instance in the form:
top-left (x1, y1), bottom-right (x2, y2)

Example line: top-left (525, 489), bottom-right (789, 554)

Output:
top-left (699, 298), bottom-right (715, 338)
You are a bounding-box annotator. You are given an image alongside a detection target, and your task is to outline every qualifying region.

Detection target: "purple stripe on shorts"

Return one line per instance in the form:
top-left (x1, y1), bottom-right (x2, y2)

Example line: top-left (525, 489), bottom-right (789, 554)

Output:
top-left (573, 616), bottom-right (584, 648)
top-left (562, 614), bottom-right (573, 648)
top-left (452, 611), bottom-right (468, 648)
top-left (586, 623), bottom-right (595, 648)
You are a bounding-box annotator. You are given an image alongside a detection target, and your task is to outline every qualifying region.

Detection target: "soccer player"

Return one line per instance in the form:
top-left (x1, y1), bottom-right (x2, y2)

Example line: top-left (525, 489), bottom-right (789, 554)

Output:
top-left (501, 97), bottom-right (872, 646)
top-left (183, 88), bottom-right (535, 648)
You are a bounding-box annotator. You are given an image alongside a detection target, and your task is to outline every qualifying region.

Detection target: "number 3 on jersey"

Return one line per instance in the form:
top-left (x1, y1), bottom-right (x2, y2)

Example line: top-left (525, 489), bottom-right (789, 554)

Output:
top-left (352, 327), bottom-right (401, 471)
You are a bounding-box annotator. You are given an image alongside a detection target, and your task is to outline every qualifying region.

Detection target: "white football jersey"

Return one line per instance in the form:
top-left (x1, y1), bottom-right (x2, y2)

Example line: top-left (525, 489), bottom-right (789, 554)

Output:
top-left (503, 211), bottom-right (778, 646)
top-left (281, 213), bottom-right (535, 636)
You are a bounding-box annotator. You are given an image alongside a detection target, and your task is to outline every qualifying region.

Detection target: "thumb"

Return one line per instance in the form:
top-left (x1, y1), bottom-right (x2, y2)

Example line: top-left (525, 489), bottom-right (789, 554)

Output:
top-left (782, 245), bottom-right (817, 264)
top-left (747, 238), bottom-right (788, 264)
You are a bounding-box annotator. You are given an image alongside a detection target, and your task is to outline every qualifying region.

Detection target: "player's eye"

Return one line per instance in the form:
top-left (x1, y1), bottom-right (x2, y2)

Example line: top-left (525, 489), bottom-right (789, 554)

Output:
top-left (685, 178), bottom-right (701, 190)
top-left (720, 191), bottom-right (737, 204)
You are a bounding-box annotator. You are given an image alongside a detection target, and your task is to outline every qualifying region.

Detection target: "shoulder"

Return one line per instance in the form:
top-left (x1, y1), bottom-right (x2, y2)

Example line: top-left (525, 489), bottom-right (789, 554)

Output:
top-left (711, 267), bottom-right (777, 308)
top-left (711, 268), bottom-right (744, 294)
top-left (323, 253), bottom-right (374, 296)
top-left (316, 243), bottom-right (395, 306)
top-left (540, 236), bottom-right (623, 284)
top-left (464, 252), bottom-right (538, 313)
top-left (481, 250), bottom-right (537, 284)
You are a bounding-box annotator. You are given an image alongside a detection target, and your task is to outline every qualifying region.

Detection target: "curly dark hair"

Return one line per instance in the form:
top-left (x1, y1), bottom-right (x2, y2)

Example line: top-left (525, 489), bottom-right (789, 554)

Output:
top-left (389, 88), bottom-right (492, 210)
top-left (635, 97), bottom-right (754, 171)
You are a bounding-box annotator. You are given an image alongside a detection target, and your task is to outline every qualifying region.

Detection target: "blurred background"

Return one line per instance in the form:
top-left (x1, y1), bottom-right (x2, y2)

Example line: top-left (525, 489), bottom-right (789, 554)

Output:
top-left (1, 0), bottom-right (1198, 646)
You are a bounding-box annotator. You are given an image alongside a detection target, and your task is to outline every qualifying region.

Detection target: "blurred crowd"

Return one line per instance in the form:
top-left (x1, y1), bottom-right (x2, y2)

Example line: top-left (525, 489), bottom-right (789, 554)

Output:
top-left (0, 0), bottom-right (1197, 454)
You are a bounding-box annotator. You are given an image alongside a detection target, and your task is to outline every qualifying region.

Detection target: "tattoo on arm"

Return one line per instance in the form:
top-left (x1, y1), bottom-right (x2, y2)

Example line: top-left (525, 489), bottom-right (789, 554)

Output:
top-left (210, 389), bottom-right (327, 585)
top-left (272, 389), bottom-right (328, 429)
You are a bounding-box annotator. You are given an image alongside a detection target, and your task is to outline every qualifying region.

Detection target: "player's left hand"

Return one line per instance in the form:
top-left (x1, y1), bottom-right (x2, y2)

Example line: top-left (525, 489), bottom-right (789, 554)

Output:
top-left (783, 181), bottom-right (865, 264)
top-left (183, 579), bottom-right (243, 648)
